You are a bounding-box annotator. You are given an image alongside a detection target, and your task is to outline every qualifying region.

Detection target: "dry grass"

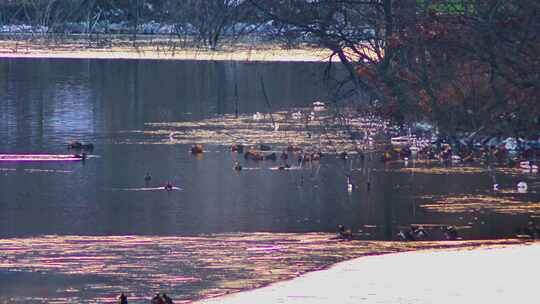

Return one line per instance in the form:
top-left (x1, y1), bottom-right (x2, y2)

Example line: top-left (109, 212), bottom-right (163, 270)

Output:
top-left (0, 39), bottom-right (334, 62)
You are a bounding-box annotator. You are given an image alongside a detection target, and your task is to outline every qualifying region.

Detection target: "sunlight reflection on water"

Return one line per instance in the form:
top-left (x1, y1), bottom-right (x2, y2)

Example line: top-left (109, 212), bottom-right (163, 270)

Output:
top-left (0, 234), bottom-right (525, 303)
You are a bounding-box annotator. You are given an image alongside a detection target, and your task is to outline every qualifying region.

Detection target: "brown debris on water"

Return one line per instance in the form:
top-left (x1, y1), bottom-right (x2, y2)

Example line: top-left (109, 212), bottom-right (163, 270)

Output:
top-left (0, 234), bottom-right (528, 303)
top-left (393, 165), bottom-right (540, 177)
top-left (118, 110), bottom-right (388, 154)
top-left (421, 195), bottom-right (540, 216)
top-left (396, 166), bottom-right (487, 175)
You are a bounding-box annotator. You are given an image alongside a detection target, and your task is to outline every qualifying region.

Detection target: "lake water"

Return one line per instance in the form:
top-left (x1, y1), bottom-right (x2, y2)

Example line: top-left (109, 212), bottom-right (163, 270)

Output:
top-left (0, 58), bottom-right (538, 303)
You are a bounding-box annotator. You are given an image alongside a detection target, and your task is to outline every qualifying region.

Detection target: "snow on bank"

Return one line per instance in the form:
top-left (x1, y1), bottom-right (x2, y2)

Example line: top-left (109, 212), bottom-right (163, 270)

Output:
top-left (199, 243), bottom-right (539, 304)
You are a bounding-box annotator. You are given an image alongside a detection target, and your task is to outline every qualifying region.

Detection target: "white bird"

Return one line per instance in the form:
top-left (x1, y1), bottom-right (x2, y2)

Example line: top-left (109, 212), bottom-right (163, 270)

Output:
top-left (520, 161), bottom-right (539, 171)
top-left (169, 131), bottom-right (181, 142)
top-left (346, 176), bottom-right (354, 192)
top-left (517, 181), bottom-right (528, 193)
top-left (253, 112), bottom-right (263, 120)
top-left (313, 101), bottom-right (326, 112)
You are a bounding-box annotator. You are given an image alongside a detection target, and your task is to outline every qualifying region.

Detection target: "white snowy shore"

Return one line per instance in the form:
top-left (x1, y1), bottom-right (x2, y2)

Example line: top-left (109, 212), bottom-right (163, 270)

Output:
top-left (199, 243), bottom-right (539, 304)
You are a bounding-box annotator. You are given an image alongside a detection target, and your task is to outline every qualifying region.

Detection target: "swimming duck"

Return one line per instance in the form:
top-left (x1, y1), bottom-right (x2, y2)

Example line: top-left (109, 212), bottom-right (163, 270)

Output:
top-left (346, 175), bottom-right (354, 192)
top-left (191, 144), bottom-right (204, 154)
top-left (337, 224), bottom-right (353, 240)
top-left (259, 144), bottom-right (272, 151)
top-left (265, 153), bottom-right (277, 161)
top-left (443, 226), bottom-right (459, 240)
top-left (278, 163), bottom-right (291, 170)
top-left (231, 144), bottom-right (244, 153)
top-left (517, 181), bottom-right (528, 192)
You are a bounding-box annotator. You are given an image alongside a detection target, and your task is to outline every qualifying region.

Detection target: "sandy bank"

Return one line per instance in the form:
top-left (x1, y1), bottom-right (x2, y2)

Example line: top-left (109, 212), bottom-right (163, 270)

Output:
top-left (199, 242), bottom-right (539, 304)
top-left (0, 40), bottom-right (334, 62)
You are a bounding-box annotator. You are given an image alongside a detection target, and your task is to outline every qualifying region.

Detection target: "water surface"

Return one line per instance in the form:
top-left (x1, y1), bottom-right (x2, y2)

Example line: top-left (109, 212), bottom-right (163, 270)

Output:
top-left (0, 58), bottom-right (538, 303)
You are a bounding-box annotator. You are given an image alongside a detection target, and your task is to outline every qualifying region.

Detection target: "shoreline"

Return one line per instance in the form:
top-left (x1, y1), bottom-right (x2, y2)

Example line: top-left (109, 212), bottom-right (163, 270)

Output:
top-left (199, 241), bottom-right (539, 303)
top-left (0, 40), bottom-right (334, 62)
top-left (194, 238), bottom-right (532, 303)
top-left (0, 234), bottom-right (531, 303)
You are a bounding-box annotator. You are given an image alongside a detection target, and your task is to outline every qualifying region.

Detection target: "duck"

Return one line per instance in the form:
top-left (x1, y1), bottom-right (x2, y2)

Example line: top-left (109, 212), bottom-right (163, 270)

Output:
top-left (359, 152), bottom-right (365, 161)
top-left (259, 144), bottom-right (272, 151)
top-left (397, 229), bottom-right (416, 241)
top-left (244, 149), bottom-right (263, 161)
top-left (443, 226), bottom-right (459, 240)
top-left (191, 144), bottom-right (204, 154)
top-left (313, 101), bottom-right (326, 111)
top-left (517, 181), bottom-right (528, 192)
top-left (231, 144), bottom-right (244, 153)
top-left (337, 224), bottom-right (353, 240)
top-left (311, 152), bottom-right (322, 161)
top-left (74, 152), bottom-right (86, 159)
top-left (451, 155), bottom-right (462, 162)
top-left (380, 151), bottom-right (392, 162)
top-left (253, 112), bottom-right (264, 120)
top-left (346, 175), bottom-right (354, 192)
top-left (68, 141), bottom-right (94, 151)
top-left (265, 153), bottom-right (277, 161)
top-left (411, 226), bottom-right (427, 240)
top-left (520, 161), bottom-right (539, 171)
top-left (278, 163), bottom-right (291, 170)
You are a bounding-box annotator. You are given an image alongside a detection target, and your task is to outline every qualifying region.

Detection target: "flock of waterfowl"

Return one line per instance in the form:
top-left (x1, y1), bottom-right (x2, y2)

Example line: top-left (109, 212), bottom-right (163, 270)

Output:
top-left (190, 140), bottom-right (325, 171)
top-left (59, 102), bottom-right (540, 241)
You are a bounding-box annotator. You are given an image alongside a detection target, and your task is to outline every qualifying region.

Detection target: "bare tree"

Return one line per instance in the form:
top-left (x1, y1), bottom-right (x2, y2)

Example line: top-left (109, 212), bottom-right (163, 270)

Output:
top-left (250, 0), bottom-right (540, 137)
top-left (20, 0), bottom-right (60, 36)
top-left (169, 0), bottom-right (253, 50)
top-left (250, 0), bottom-right (397, 101)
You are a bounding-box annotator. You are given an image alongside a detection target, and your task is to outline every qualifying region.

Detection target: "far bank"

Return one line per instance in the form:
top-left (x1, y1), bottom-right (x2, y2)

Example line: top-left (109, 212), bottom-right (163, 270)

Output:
top-left (0, 38), bottom-right (335, 62)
